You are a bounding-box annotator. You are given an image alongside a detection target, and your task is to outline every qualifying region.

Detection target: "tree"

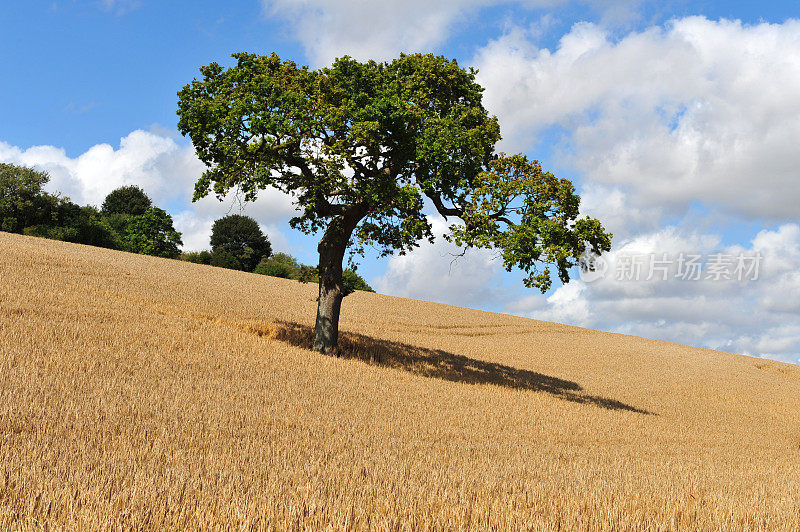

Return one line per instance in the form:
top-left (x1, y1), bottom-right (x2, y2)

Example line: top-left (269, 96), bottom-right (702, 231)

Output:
top-left (0, 163), bottom-right (57, 233)
top-left (177, 52), bottom-right (612, 354)
top-left (122, 207), bottom-right (183, 259)
top-left (210, 214), bottom-right (272, 272)
top-left (101, 185), bottom-right (152, 216)
top-left (209, 248), bottom-right (242, 270)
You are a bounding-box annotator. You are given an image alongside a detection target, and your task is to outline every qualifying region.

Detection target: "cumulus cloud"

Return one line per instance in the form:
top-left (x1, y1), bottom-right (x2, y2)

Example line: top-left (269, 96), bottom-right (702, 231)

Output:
top-left (474, 17), bottom-right (800, 221)
top-left (263, 0), bottom-right (523, 65)
top-left (0, 130), bottom-right (297, 252)
top-left (463, 16), bottom-right (800, 363)
top-left (0, 130), bottom-right (204, 207)
top-left (512, 224), bottom-right (800, 364)
top-left (261, 0), bottom-right (646, 65)
top-left (375, 219), bottom-right (513, 309)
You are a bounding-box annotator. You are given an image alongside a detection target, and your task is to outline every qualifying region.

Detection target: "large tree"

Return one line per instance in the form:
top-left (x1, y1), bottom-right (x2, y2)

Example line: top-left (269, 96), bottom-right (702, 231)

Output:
top-left (177, 52), bottom-right (611, 354)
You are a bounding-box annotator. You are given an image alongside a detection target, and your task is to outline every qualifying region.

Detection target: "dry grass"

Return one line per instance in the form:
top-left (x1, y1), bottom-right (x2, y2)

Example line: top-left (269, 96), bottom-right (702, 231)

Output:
top-left (0, 231), bottom-right (798, 530)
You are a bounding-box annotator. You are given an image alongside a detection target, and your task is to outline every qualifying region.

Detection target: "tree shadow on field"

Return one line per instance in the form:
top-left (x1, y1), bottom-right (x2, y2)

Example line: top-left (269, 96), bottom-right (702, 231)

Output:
top-left (258, 321), bottom-right (652, 414)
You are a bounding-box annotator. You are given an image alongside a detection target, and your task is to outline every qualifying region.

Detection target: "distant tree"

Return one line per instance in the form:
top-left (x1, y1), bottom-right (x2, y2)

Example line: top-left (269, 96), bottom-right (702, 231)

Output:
top-left (341, 269), bottom-right (374, 295)
top-left (122, 207), bottom-right (183, 259)
top-left (209, 248), bottom-right (242, 270)
top-left (297, 264), bottom-right (319, 284)
top-left (254, 252), bottom-right (300, 278)
top-left (30, 203), bottom-right (121, 249)
top-left (102, 212), bottom-right (134, 238)
top-left (254, 253), bottom-right (372, 293)
top-left (101, 185), bottom-right (152, 216)
top-left (293, 265), bottom-right (372, 295)
top-left (0, 163), bottom-right (57, 233)
top-left (178, 52), bottom-right (611, 353)
top-left (210, 214), bottom-right (271, 272)
top-left (181, 250), bottom-right (213, 265)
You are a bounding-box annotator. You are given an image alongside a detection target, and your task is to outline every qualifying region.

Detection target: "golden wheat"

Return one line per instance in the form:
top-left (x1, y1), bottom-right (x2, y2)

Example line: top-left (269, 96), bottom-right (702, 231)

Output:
top-left (0, 232), bottom-right (798, 530)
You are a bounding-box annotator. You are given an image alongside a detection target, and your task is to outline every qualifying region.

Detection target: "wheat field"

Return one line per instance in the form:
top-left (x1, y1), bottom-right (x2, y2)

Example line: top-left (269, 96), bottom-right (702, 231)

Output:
top-left (0, 231), bottom-right (798, 530)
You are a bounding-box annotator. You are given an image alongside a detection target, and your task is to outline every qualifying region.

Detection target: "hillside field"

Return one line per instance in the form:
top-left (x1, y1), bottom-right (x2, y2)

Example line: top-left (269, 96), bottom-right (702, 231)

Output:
top-left (0, 231), bottom-right (799, 529)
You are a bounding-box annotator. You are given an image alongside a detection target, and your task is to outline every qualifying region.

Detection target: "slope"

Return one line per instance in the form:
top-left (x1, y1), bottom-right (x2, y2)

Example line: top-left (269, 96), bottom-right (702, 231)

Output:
top-left (0, 232), bottom-right (798, 529)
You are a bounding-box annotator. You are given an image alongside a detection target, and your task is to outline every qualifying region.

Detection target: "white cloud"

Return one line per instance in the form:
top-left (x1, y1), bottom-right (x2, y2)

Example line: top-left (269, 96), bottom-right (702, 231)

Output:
top-left (474, 17), bottom-right (800, 220)
top-left (262, 0), bottom-right (646, 66)
top-left (172, 210), bottom-right (214, 252)
top-left (0, 130), bottom-right (297, 252)
top-left (512, 224), bottom-right (800, 364)
top-left (576, 185), bottom-right (657, 240)
top-left (264, 0), bottom-right (490, 65)
top-left (468, 16), bottom-right (800, 363)
top-left (375, 218), bottom-right (512, 309)
top-left (98, 0), bottom-right (141, 15)
top-left (0, 130), bottom-right (203, 208)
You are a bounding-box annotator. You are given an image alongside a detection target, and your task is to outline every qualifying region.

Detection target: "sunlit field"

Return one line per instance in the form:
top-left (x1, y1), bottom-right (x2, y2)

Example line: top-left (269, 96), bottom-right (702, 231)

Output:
top-left (1, 232), bottom-right (798, 530)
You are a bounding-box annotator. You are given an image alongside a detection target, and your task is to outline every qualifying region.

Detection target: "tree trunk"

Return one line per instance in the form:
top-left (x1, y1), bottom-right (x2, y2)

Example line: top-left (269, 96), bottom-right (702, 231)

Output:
top-left (313, 211), bottom-right (364, 354)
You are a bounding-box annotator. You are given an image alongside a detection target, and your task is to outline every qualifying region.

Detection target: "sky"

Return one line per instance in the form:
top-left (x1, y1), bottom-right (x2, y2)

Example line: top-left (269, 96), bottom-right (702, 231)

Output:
top-left (1, 0), bottom-right (799, 364)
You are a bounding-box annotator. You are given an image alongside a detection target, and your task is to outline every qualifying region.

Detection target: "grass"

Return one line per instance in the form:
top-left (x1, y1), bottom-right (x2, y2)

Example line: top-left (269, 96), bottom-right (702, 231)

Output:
top-left (0, 231), bottom-right (798, 530)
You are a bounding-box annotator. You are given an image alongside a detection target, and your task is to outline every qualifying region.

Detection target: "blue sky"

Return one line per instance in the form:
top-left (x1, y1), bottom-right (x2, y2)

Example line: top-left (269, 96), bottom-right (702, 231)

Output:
top-left (3, 1), bottom-right (796, 154)
top-left (2, 0), bottom-right (800, 363)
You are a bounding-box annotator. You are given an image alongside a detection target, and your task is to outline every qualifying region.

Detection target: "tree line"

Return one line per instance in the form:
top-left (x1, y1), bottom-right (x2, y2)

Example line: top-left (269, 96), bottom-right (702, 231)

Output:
top-left (0, 162), bottom-right (182, 257)
top-left (0, 162), bottom-right (373, 293)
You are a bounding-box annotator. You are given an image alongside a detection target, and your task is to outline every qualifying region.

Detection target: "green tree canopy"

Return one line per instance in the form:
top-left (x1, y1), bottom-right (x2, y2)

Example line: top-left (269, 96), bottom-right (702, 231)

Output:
top-left (122, 207), bottom-right (183, 259)
top-left (341, 269), bottom-right (374, 295)
top-left (101, 185), bottom-right (153, 216)
top-left (0, 163), bottom-right (57, 233)
top-left (26, 203), bottom-right (121, 249)
top-left (177, 52), bottom-right (611, 353)
top-left (210, 214), bottom-right (272, 272)
top-left (209, 248), bottom-right (242, 270)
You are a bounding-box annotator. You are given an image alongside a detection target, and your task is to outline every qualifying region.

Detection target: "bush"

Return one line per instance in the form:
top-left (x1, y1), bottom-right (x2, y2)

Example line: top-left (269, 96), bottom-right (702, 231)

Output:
top-left (1, 168), bottom-right (187, 259)
top-left (56, 204), bottom-right (120, 248)
top-left (23, 224), bottom-right (61, 238)
top-left (254, 259), bottom-right (293, 278)
top-left (23, 202), bottom-right (121, 249)
top-left (210, 214), bottom-right (271, 272)
top-left (182, 250), bottom-right (213, 265)
top-left (101, 186), bottom-right (152, 216)
top-left (254, 252), bottom-right (300, 278)
top-left (342, 269), bottom-right (374, 294)
top-left (254, 253), bottom-right (373, 295)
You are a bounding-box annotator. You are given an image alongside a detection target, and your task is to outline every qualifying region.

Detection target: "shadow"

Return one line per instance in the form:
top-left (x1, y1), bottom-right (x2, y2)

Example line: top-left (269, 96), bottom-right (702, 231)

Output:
top-left (254, 321), bottom-right (652, 415)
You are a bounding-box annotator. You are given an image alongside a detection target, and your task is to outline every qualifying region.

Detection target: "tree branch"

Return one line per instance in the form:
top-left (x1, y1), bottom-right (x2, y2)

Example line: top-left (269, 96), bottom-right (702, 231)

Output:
top-left (426, 191), bottom-right (462, 219)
